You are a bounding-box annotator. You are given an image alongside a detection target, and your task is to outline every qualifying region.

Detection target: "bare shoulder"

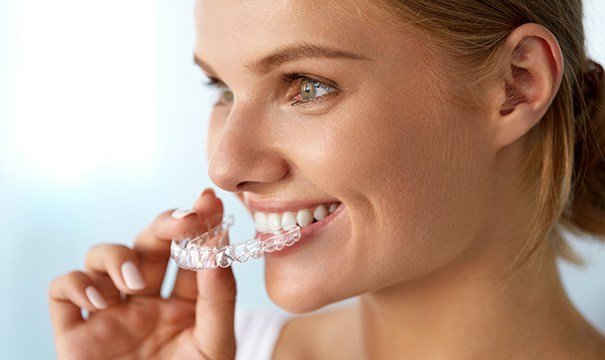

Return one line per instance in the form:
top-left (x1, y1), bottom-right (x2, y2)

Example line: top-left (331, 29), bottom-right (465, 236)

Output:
top-left (271, 304), bottom-right (360, 360)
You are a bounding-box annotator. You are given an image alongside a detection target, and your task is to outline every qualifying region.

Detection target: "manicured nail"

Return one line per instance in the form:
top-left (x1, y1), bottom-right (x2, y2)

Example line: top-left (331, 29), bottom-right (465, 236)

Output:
top-left (121, 261), bottom-right (146, 290)
top-left (85, 286), bottom-right (108, 310)
top-left (171, 208), bottom-right (197, 219)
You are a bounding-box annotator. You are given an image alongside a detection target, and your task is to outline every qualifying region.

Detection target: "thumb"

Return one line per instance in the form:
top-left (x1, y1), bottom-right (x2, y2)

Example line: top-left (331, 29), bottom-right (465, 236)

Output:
top-left (193, 228), bottom-right (237, 360)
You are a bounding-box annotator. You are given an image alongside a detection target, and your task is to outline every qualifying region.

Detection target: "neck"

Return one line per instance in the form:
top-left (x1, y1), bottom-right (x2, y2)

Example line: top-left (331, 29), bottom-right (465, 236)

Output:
top-left (357, 235), bottom-right (600, 359)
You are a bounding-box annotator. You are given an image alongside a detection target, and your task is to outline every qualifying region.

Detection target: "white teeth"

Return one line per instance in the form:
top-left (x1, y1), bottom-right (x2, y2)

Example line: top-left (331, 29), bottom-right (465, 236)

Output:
top-left (328, 203), bottom-right (339, 214)
top-left (313, 204), bottom-right (328, 221)
top-left (267, 213), bottom-right (282, 231)
top-left (281, 212), bottom-right (297, 228)
top-left (296, 209), bottom-right (314, 227)
top-left (253, 202), bottom-right (341, 231)
top-left (254, 212), bottom-right (268, 232)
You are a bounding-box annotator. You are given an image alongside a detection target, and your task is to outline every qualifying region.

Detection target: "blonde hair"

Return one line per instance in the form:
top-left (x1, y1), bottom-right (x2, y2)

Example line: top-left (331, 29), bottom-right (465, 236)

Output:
top-left (332, 0), bottom-right (605, 267)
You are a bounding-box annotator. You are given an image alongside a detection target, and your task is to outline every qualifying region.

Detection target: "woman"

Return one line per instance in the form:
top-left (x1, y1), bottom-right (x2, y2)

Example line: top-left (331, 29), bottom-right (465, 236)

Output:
top-left (48, 0), bottom-right (605, 358)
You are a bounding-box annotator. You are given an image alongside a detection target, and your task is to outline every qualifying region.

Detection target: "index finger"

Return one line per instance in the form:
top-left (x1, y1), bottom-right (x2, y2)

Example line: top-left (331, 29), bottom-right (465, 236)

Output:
top-left (171, 192), bottom-right (225, 300)
top-left (131, 188), bottom-right (218, 294)
top-left (133, 188), bottom-right (219, 257)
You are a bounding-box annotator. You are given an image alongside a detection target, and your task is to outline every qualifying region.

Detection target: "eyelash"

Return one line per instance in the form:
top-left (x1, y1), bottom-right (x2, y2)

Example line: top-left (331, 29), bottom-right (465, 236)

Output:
top-left (202, 73), bottom-right (336, 107)
top-left (203, 77), bottom-right (226, 88)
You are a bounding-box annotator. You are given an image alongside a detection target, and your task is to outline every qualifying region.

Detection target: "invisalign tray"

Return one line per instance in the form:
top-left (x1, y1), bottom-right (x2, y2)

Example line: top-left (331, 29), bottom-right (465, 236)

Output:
top-left (170, 214), bottom-right (302, 270)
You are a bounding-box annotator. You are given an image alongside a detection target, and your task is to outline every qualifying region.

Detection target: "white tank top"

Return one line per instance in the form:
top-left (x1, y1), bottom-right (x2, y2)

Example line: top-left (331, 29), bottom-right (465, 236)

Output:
top-left (234, 308), bottom-right (294, 360)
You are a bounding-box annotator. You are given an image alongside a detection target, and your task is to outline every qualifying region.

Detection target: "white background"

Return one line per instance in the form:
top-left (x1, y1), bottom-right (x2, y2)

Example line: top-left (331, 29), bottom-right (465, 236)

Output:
top-left (0, 0), bottom-right (604, 358)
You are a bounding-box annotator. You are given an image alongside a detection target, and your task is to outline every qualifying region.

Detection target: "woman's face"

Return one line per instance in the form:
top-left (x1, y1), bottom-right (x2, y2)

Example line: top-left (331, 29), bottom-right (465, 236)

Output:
top-left (195, 0), bottom-right (495, 313)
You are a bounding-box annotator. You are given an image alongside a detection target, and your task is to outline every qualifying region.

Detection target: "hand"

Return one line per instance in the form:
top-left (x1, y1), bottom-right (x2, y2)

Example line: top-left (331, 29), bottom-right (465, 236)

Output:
top-left (48, 188), bottom-right (238, 360)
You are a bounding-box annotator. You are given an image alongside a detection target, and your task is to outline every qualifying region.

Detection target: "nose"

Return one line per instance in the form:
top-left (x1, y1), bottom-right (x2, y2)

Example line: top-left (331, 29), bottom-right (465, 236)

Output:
top-left (207, 102), bottom-right (289, 193)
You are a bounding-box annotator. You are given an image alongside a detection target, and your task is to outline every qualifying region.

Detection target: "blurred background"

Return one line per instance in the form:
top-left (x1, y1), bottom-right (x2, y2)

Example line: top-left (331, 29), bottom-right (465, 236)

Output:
top-left (0, 0), bottom-right (604, 358)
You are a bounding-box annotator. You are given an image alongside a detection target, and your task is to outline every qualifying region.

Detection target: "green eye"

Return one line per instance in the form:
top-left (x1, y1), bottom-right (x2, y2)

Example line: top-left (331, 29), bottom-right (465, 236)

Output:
top-left (300, 79), bottom-right (317, 101)
top-left (203, 76), bottom-right (233, 106)
top-left (203, 73), bottom-right (337, 108)
top-left (221, 89), bottom-right (233, 102)
top-left (293, 76), bottom-right (335, 106)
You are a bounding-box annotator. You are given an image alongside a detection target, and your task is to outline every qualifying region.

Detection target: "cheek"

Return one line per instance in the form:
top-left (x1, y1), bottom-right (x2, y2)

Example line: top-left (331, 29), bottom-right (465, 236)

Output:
top-left (352, 101), bottom-right (491, 283)
top-left (295, 79), bottom-right (492, 284)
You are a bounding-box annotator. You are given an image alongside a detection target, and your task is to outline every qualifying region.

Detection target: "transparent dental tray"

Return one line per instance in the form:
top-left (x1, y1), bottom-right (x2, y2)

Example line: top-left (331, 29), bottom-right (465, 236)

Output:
top-left (170, 214), bottom-right (301, 270)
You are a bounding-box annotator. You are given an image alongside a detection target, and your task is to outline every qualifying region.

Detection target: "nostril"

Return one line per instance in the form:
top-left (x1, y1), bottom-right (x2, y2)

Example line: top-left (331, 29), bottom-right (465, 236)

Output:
top-left (237, 181), bottom-right (254, 191)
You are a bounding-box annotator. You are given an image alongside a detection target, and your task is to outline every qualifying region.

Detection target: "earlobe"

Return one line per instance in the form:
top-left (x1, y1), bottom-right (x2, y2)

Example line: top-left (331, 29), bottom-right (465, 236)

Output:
top-left (492, 23), bottom-right (564, 150)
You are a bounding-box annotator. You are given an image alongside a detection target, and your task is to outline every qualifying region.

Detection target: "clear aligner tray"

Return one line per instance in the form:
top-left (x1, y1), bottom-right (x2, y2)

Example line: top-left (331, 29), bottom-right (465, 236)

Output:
top-left (170, 214), bottom-right (301, 270)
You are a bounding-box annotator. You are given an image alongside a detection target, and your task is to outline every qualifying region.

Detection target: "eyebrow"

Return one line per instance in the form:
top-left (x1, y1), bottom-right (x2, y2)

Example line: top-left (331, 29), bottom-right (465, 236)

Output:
top-left (193, 42), bottom-right (371, 77)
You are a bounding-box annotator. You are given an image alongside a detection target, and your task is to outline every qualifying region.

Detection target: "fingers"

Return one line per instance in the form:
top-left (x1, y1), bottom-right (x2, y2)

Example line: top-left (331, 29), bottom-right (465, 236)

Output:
top-left (172, 190), bottom-right (237, 358)
top-left (85, 243), bottom-right (148, 295)
top-left (171, 190), bottom-right (225, 301)
top-left (48, 270), bottom-right (113, 335)
top-left (130, 188), bottom-right (218, 294)
top-left (129, 209), bottom-right (199, 294)
top-left (192, 230), bottom-right (237, 359)
top-left (86, 271), bottom-right (122, 306)
top-left (192, 188), bottom-right (223, 224)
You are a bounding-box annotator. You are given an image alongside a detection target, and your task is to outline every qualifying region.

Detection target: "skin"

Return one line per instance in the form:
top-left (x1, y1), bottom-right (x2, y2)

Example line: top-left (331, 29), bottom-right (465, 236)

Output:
top-left (47, 1), bottom-right (605, 359)
top-left (197, 0), bottom-right (605, 358)
top-left (48, 190), bottom-right (240, 359)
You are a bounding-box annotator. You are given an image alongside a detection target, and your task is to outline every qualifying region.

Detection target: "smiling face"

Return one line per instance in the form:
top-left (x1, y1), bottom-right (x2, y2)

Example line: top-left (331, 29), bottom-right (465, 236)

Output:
top-left (194, 0), bottom-right (498, 313)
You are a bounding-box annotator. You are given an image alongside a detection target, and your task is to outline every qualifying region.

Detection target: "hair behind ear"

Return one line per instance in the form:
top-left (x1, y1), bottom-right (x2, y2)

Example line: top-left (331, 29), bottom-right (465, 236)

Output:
top-left (369, 0), bottom-right (605, 267)
top-left (559, 60), bottom-right (605, 249)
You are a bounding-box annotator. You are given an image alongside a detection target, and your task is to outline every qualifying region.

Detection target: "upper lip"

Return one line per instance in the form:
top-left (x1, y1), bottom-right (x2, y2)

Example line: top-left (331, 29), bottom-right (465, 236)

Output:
top-left (244, 195), bottom-right (341, 214)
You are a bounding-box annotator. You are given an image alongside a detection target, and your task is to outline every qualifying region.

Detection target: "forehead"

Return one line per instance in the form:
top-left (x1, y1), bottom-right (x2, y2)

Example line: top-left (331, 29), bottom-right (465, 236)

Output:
top-left (193, 0), bottom-right (406, 76)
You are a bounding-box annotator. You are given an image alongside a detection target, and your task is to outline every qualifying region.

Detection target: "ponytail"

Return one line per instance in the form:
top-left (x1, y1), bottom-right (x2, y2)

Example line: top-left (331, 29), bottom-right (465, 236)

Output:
top-left (560, 59), bottom-right (605, 249)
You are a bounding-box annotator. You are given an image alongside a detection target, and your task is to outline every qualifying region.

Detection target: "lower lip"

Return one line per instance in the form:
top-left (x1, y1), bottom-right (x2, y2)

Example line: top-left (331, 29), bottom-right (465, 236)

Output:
top-left (256, 203), bottom-right (346, 257)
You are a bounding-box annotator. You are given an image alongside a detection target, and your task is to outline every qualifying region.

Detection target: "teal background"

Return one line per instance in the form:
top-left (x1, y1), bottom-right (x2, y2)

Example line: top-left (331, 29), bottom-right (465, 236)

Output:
top-left (0, 0), bottom-right (604, 358)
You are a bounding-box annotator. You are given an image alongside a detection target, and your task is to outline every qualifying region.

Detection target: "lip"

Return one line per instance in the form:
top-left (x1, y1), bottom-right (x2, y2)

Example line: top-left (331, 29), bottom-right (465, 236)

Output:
top-left (257, 202), bottom-right (346, 257)
top-left (244, 194), bottom-right (341, 214)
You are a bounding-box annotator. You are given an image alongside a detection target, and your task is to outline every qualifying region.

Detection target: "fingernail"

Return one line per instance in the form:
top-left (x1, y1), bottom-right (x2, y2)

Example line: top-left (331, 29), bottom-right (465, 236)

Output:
top-left (171, 208), bottom-right (197, 219)
top-left (121, 261), bottom-right (146, 290)
top-left (85, 286), bottom-right (108, 310)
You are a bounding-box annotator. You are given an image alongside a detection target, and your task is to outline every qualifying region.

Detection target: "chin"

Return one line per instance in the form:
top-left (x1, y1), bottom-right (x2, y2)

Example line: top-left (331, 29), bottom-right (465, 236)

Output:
top-left (264, 273), bottom-right (339, 314)
top-left (264, 268), bottom-right (369, 314)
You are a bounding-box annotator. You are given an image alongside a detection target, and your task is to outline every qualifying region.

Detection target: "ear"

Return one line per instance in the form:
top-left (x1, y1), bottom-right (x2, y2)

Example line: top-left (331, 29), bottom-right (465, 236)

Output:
top-left (491, 23), bottom-right (564, 150)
